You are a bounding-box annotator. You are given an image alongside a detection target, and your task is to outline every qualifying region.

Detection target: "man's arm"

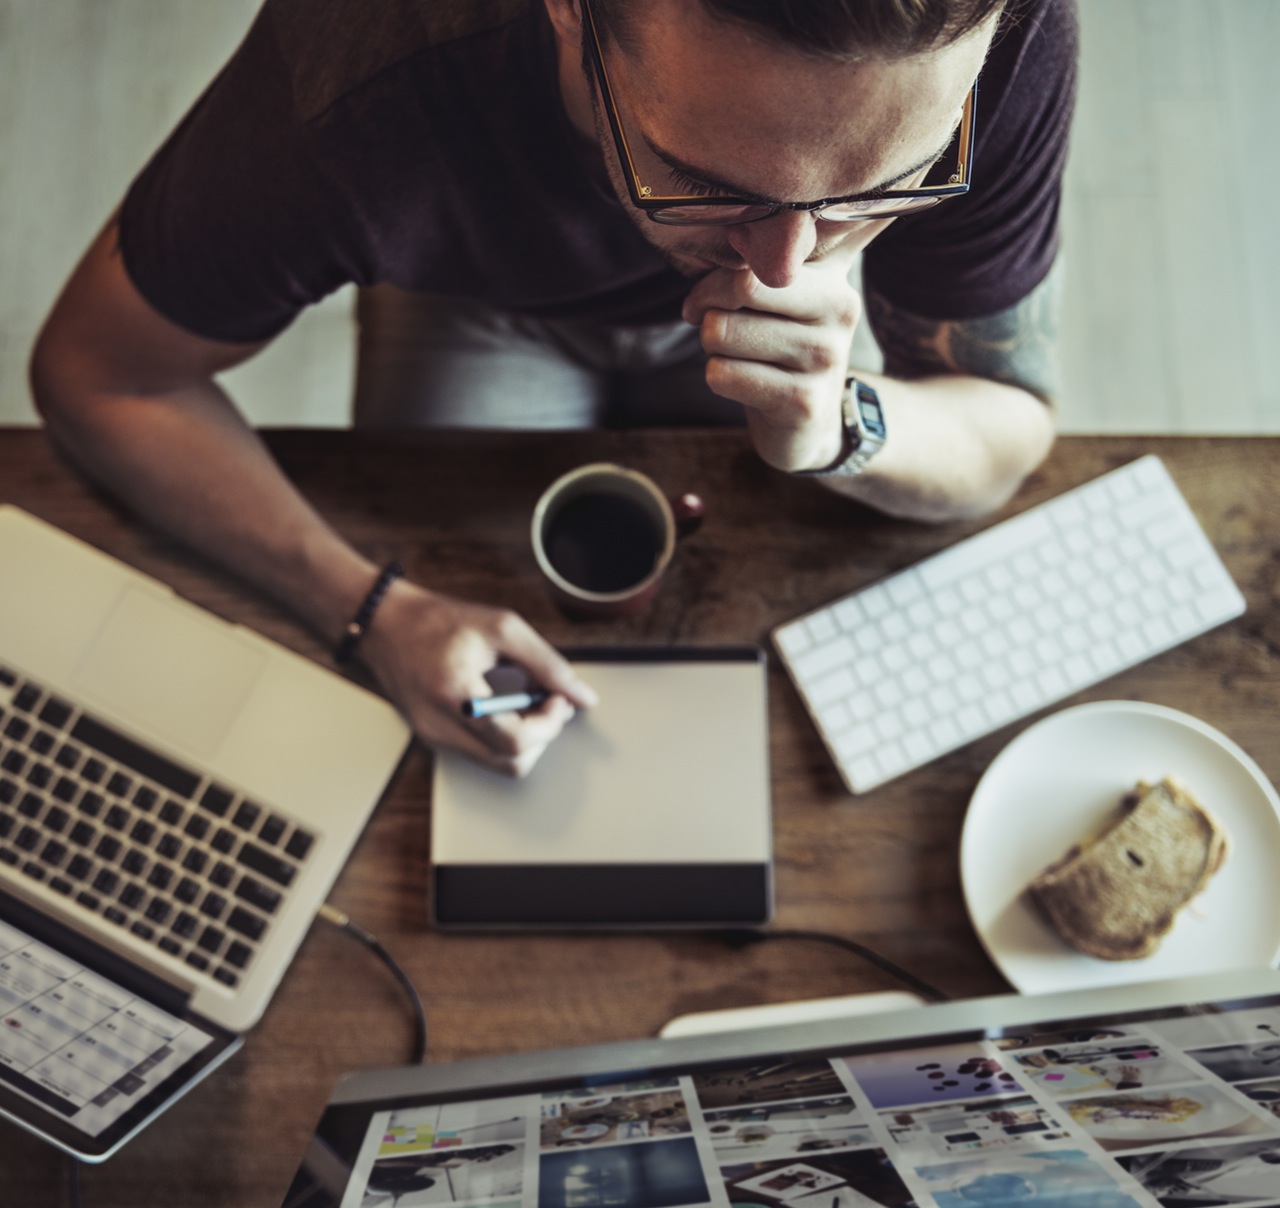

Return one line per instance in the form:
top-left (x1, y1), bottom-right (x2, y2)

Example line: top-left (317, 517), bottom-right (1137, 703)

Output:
top-left (686, 251), bottom-right (1061, 523)
top-left (829, 259), bottom-right (1063, 521)
top-left (30, 215), bottom-right (595, 775)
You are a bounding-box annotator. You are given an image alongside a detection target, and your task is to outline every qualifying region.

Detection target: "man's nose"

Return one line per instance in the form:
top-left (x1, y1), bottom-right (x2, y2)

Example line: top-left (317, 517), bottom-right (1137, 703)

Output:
top-left (725, 210), bottom-right (817, 288)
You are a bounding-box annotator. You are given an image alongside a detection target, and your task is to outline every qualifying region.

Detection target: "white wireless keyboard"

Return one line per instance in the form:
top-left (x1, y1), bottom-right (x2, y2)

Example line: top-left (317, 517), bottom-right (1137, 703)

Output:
top-left (773, 456), bottom-right (1246, 793)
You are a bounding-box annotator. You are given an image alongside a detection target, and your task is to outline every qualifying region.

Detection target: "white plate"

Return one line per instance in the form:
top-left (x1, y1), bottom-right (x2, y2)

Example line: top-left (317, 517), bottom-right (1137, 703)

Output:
top-left (1065, 1088), bottom-right (1249, 1142)
top-left (961, 701), bottom-right (1280, 994)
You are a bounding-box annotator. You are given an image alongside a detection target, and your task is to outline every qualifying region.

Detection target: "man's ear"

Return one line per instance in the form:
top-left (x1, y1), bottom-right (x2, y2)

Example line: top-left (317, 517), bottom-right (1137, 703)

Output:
top-left (542, 0), bottom-right (584, 47)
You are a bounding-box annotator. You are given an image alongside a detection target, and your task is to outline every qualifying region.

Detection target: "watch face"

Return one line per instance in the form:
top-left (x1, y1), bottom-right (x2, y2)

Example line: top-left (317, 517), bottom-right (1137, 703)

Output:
top-left (853, 383), bottom-right (887, 442)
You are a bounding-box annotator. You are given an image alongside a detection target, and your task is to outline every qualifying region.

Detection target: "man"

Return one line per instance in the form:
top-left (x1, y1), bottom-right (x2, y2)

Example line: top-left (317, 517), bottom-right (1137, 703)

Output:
top-left (29, 0), bottom-right (1076, 776)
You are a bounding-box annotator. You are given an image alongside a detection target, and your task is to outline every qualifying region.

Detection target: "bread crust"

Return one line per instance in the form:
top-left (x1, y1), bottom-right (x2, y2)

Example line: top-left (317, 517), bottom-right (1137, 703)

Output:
top-left (1028, 777), bottom-right (1229, 961)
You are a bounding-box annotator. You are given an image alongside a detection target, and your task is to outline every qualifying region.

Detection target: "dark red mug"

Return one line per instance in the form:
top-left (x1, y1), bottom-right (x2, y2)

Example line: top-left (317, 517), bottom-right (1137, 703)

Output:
top-left (531, 463), bottom-right (703, 619)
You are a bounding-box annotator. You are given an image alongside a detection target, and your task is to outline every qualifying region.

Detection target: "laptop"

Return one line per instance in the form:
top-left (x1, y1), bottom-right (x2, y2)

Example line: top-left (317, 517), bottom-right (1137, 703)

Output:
top-left (283, 966), bottom-right (1280, 1208)
top-left (0, 505), bottom-right (412, 1160)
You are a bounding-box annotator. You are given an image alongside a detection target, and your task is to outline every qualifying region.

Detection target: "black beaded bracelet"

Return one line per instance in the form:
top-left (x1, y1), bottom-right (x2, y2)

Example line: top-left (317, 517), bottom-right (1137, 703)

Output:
top-left (334, 561), bottom-right (403, 665)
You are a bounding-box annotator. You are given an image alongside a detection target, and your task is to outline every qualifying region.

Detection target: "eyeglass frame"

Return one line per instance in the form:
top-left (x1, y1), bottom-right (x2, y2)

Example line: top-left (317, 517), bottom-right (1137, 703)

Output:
top-left (580, 0), bottom-right (979, 226)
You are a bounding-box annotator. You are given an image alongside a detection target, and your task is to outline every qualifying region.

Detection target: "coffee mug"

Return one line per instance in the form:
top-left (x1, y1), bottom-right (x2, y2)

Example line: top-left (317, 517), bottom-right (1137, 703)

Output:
top-left (531, 463), bottom-right (703, 619)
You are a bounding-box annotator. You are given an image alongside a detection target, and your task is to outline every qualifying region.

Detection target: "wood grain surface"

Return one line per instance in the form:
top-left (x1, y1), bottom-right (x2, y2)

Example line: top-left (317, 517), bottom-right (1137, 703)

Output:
top-left (1, 428), bottom-right (1276, 1207)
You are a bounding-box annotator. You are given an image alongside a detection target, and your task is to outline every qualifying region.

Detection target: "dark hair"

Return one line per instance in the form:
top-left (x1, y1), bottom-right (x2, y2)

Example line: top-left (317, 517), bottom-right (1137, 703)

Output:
top-left (594, 0), bottom-right (1009, 58)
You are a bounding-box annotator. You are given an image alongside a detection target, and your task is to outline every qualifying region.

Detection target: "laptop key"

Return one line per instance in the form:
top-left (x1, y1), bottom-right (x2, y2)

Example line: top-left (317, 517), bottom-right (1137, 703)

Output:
top-left (14, 684), bottom-right (41, 712)
top-left (146, 899), bottom-right (171, 925)
top-left (184, 815), bottom-right (210, 841)
top-left (39, 697), bottom-right (73, 729)
top-left (235, 875), bottom-right (282, 915)
top-left (258, 815), bottom-right (287, 846)
top-left (226, 906), bottom-right (265, 942)
top-left (130, 819), bottom-right (156, 846)
top-left (16, 825), bottom-right (40, 852)
top-left (172, 911), bottom-right (198, 938)
top-left (70, 714), bottom-right (200, 798)
top-left (211, 827), bottom-right (236, 854)
top-left (213, 967), bottom-right (239, 987)
top-left (130, 921), bottom-right (154, 941)
top-left (159, 800), bottom-right (184, 825)
top-left (50, 876), bottom-right (73, 896)
top-left (104, 805), bottom-right (129, 831)
top-left (210, 861), bottom-right (235, 889)
top-left (119, 882), bottom-right (145, 910)
top-left (197, 925), bottom-right (225, 954)
top-left (0, 666), bottom-right (15, 686)
top-left (156, 833), bottom-right (183, 859)
top-left (18, 792), bottom-right (43, 819)
top-left (22, 862), bottom-right (46, 882)
top-left (67, 854), bottom-right (93, 881)
top-left (39, 840), bottom-right (68, 867)
top-left (26, 764), bottom-right (52, 790)
top-left (0, 777), bottom-right (17, 804)
top-left (69, 821), bottom-right (95, 847)
top-left (121, 849), bottom-right (148, 876)
top-left (93, 869), bottom-right (119, 896)
top-left (199, 784), bottom-right (234, 818)
top-left (104, 907), bottom-right (128, 926)
top-left (106, 772), bottom-right (132, 798)
top-left (78, 791), bottom-right (104, 818)
top-left (175, 877), bottom-right (200, 904)
top-left (52, 776), bottom-right (78, 803)
top-left (55, 744), bottom-right (81, 769)
top-left (182, 849), bottom-right (208, 875)
top-left (76, 890), bottom-right (100, 911)
top-left (133, 786), bottom-right (158, 812)
top-left (147, 865), bottom-right (174, 891)
top-left (95, 836), bottom-right (122, 862)
top-left (232, 801), bottom-right (260, 831)
top-left (81, 758), bottom-right (106, 784)
top-left (1, 750), bottom-right (26, 775)
top-left (237, 843), bottom-right (295, 887)
top-left (285, 829), bottom-right (315, 861)
top-left (185, 951), bottom-right (209, 972)
top-left (225, 941), bottom-right (253, 969)
top-left (0, 849), bottom-right (17, 866)
top-left (30, 731), bottom-right (55, 756)
top-left (4, 717), bottom-right (30, 741)
top-left (158, 936), bottom-right (182, 956)
top-left (0, 816), bottom-right (12, 839)
top-left (45, 806), bottom-right (70, 833)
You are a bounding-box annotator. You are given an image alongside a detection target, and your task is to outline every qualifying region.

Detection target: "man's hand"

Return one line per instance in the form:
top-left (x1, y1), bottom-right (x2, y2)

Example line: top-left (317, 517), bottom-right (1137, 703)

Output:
top-left (682, 253), bottom-right (862, 473)
top-left (358, 579), bottom-right (598, 778)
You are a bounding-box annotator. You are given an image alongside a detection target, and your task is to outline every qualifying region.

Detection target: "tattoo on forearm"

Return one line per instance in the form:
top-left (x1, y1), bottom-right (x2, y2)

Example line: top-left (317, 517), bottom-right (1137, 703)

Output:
top-left (864, 257), bottom-right (1064, 405)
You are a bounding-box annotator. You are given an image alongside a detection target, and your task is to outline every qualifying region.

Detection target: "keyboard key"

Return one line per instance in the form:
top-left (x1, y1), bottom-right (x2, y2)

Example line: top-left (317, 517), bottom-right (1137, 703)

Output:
top-left (107, 772), bottom-right (132, 798)
top-left (76, 891), bottom-right (100, 911)
top-left (104, 805), bottom-right (129, 831)
top-left (119, 882), bottom-right (145, 909)
top-left (235, 876), bottom-right (281, 914)
top-left (104, 907), bottom-right (128, 927)
top-left (78, 791), bottom-right (104, 818)
top-left (38, 697), bottom-right (73, 729)
top-left (95, 836), bottom-right (122, 862)
top-left (45, 806), bottom-right (69, 833)
top-left (25, 763), bottom-right (51, 789)
top-left (158, 936), bottom-right (182, 957)
top-left (0, 816), bottom-right (11, 839)
top-left (237, 843), bottom-right (296, 888)
top-left (133, 786), bottom-right (159, 812)
top-left (284, 829), bottom-right (314, 862)
top-left (52, 776), bottom-right (79, 803)
top-left (21, 861), bottom-right (45, 882)
top-left (130, 819), bottom-right (157, 846)
top-left (184, 815), bottom-right (210, 841)
top-left (39, 840), bottom-right (68, 867)
top-left (210, 861), bottom-right (235, 889)
top-left (211, 827), bottom-right (237, 854)
top-left (81, 758), bottom-right (106, 784)
top-left (185, 951), bottom-right (209, 972)
top-left (200, 892), bottom-right (227, 920)
top-left (30, 731), bottom-right (55, 756)
top-left (156, 833), bottom-right (183, 860)
top-left (145, 899), bottom-right (172, 925)
top-left (121, 849), bottom-right (148, 876)
top-left (18, 792), bottom-right (43, 819)
top-left (93, 869), bottom-right (120, 895)
top-left (197, 925), bottom-right (225, 954)
top-left (182, 849), bottom-right (208, 875)
top-left (231, 801), bottom-right (261, 831)
top-left (1, 750), bottom-right (26, 775)
top-left (16, 826), bottom-right (40, 852)
top-left (213, 967), bottom-right (239, 987)
top-left (173, 911), bottom-right (199, 939)
top-left (225, 941), bottom-right (253, 969)
top-left (175, 877), bottom-right (200, 904)
top-left (67, 854), bottom-right (93, 881)
top-left (0, 778), bottom-right (16, 804)
top-left (147, 865), bottom-right (174, 891)
top-left (159, 800), bottom-right (184, 825)
top-left (226, 906), bottom-right (265, 942)
top-left (258, 815), bottom-right (287, 846)
top-left (50, 876), bottom-right (74, 896)
top-left (200, 784), bottom-right (234, 817)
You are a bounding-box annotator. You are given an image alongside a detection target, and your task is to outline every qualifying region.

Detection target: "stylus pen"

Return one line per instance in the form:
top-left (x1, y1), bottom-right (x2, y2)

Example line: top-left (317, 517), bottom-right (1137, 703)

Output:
top-left (462, 690), bottom-right (549, 719)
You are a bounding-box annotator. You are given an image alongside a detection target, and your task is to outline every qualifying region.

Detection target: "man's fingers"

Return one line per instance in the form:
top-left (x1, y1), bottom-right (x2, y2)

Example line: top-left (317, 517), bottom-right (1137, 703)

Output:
top-left (700, 309), bottom-right (843, 375)
top-left (492, 617), bottom-right (599, 710)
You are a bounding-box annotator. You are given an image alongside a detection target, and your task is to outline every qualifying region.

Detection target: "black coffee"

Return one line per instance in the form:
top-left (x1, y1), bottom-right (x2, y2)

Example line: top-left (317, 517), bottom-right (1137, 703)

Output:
top-left (544, 492), bottom-right (663, 593)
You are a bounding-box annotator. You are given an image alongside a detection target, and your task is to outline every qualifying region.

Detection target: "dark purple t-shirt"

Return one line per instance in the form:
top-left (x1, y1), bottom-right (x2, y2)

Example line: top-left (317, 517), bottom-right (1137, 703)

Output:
top-left (118, 0), bottom-right (1077, 344)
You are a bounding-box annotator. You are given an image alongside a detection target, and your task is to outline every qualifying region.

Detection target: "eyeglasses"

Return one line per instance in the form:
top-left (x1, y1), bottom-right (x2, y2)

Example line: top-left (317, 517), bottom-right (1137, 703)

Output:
top-left (581, 0), bottom-right (978, 227)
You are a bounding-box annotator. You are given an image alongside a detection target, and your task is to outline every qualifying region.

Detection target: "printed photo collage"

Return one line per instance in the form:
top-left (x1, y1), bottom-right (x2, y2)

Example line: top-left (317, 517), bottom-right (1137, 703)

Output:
top-left (349, 1003), bottom-right (1280, 1208)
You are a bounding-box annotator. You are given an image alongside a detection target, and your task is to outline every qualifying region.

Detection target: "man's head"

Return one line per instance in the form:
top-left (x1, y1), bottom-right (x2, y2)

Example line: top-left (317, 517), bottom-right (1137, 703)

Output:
top-left (545, 0), bottom-right (1002, 286)
top-left (591, 0), bottom-right (1008, 59)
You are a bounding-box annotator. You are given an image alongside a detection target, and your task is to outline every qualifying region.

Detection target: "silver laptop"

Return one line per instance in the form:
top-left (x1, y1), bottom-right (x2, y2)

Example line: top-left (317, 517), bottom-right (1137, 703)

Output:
top-left (0, 505), bottom-right (411, 1160)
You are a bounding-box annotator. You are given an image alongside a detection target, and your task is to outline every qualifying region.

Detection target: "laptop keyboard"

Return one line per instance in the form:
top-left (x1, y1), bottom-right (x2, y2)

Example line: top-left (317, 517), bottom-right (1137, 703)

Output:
top-left (0, 667), bottom-right (316, 991)
top-left (774, 456), bottom-right (1246, 793)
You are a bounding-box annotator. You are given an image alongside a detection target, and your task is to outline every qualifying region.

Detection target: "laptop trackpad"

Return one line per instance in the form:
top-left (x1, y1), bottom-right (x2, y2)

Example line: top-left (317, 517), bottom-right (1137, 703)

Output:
top-left (72, 586), bottom-right (267, 760)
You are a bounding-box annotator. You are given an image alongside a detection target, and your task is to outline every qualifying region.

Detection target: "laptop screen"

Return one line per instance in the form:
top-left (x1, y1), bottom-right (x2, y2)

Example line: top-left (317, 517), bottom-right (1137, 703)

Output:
top-left (0, 894), bottom-right (240, 1160)
top-left (283, 972), bottom-right (1280, 1208)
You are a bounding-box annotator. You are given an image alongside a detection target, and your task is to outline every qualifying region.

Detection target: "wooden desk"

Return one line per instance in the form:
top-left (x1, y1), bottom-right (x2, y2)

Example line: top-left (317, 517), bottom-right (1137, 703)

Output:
top-left (1, 428), bottom-right (1276, 1206)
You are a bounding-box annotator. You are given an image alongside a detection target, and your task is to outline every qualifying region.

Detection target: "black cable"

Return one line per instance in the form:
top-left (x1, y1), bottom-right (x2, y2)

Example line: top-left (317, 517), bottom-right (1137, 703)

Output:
top-left (319, 904), bottom-right (428, 1063)
top-left (714, 927), bottom-right (951, 1003)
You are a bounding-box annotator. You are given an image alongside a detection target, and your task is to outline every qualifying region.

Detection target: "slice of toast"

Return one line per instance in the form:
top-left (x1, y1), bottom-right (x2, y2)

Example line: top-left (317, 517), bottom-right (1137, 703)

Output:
top-left (1028, 777), bottom-right (1229, 961)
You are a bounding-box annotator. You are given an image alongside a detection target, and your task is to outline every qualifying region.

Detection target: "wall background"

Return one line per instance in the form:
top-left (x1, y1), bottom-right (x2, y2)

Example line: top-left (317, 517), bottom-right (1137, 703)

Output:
top-left (0, 0), bottom-right (1276, 432)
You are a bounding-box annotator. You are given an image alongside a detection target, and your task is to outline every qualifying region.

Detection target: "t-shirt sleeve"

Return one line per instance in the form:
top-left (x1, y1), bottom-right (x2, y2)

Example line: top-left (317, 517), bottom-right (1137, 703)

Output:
top-left (117, 7), bottom-right (369, 344)
top-left (862, 0), bottom-right (1078, 321)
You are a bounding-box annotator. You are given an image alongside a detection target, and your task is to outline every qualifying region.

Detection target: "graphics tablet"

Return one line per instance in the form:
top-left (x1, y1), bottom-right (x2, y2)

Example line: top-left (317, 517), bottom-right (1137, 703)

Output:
top-left (281, 967), bottom-right (1280, 1208)
top-left (430, 648), bottom-right (772, 929)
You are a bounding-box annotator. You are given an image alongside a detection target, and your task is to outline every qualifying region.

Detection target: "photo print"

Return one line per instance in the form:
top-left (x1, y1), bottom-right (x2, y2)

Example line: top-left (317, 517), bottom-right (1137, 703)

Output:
top-left (1117, 1138), bottom-right (1280, 1206)
top-left (993, 1025), bottom-right (1135, 1053)
top-left (380, 1096), bottom-right (530, 1158)
top-left (1014, 1037), bottom-right (1201, 1099)
top-left (361, 1143), bottom-right (525, 1207)
top-left (842, 1044), bottom-right (1022, 1110)
top-left (1238, 1079), bottom-right (1280, 1121)
top-left (880, 1095), bottom-right (1069, 1162)
top-left (720, 1149), bottom-right (916, 1208)
top-left (543, 1079), bottom-right (679, 1102)
top-left (1149, 1007), bottom-right (1280, 1052)
top-left (538, 1137), bottom-right (709, 1208)
top-left (915, 1149), bottom-right (1144, 1208)
top-left (1062, 1084), bottom-right (1277, 1152)
top-left (1187, 1041), bottom-right (1280, 1085)
top-left (540, 1089), bottom-right (690, 1148)
top-left (704, 1097), bottom-right (873, 1163)
top-left (692, 1061), bottom-right (846, 1111)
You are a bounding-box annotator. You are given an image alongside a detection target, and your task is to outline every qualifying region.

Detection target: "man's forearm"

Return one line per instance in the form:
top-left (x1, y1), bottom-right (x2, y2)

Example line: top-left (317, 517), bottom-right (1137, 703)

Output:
top-left (34, 375), bottom-right (379, 646)
top-left (815, 370), bottom-right (1056, 522)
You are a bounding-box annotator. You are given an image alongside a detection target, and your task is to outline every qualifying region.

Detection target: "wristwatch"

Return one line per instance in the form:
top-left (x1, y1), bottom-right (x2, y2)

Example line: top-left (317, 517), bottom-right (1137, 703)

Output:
top-left (796, 376), bottom-right (887, 478)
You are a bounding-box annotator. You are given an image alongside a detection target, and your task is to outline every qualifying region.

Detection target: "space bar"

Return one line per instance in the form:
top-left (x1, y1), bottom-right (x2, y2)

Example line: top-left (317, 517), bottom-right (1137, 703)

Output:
top-left (70, 715), bottom-right (202, 799)
top-left (917, 507), bottom-right (1054, 590)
